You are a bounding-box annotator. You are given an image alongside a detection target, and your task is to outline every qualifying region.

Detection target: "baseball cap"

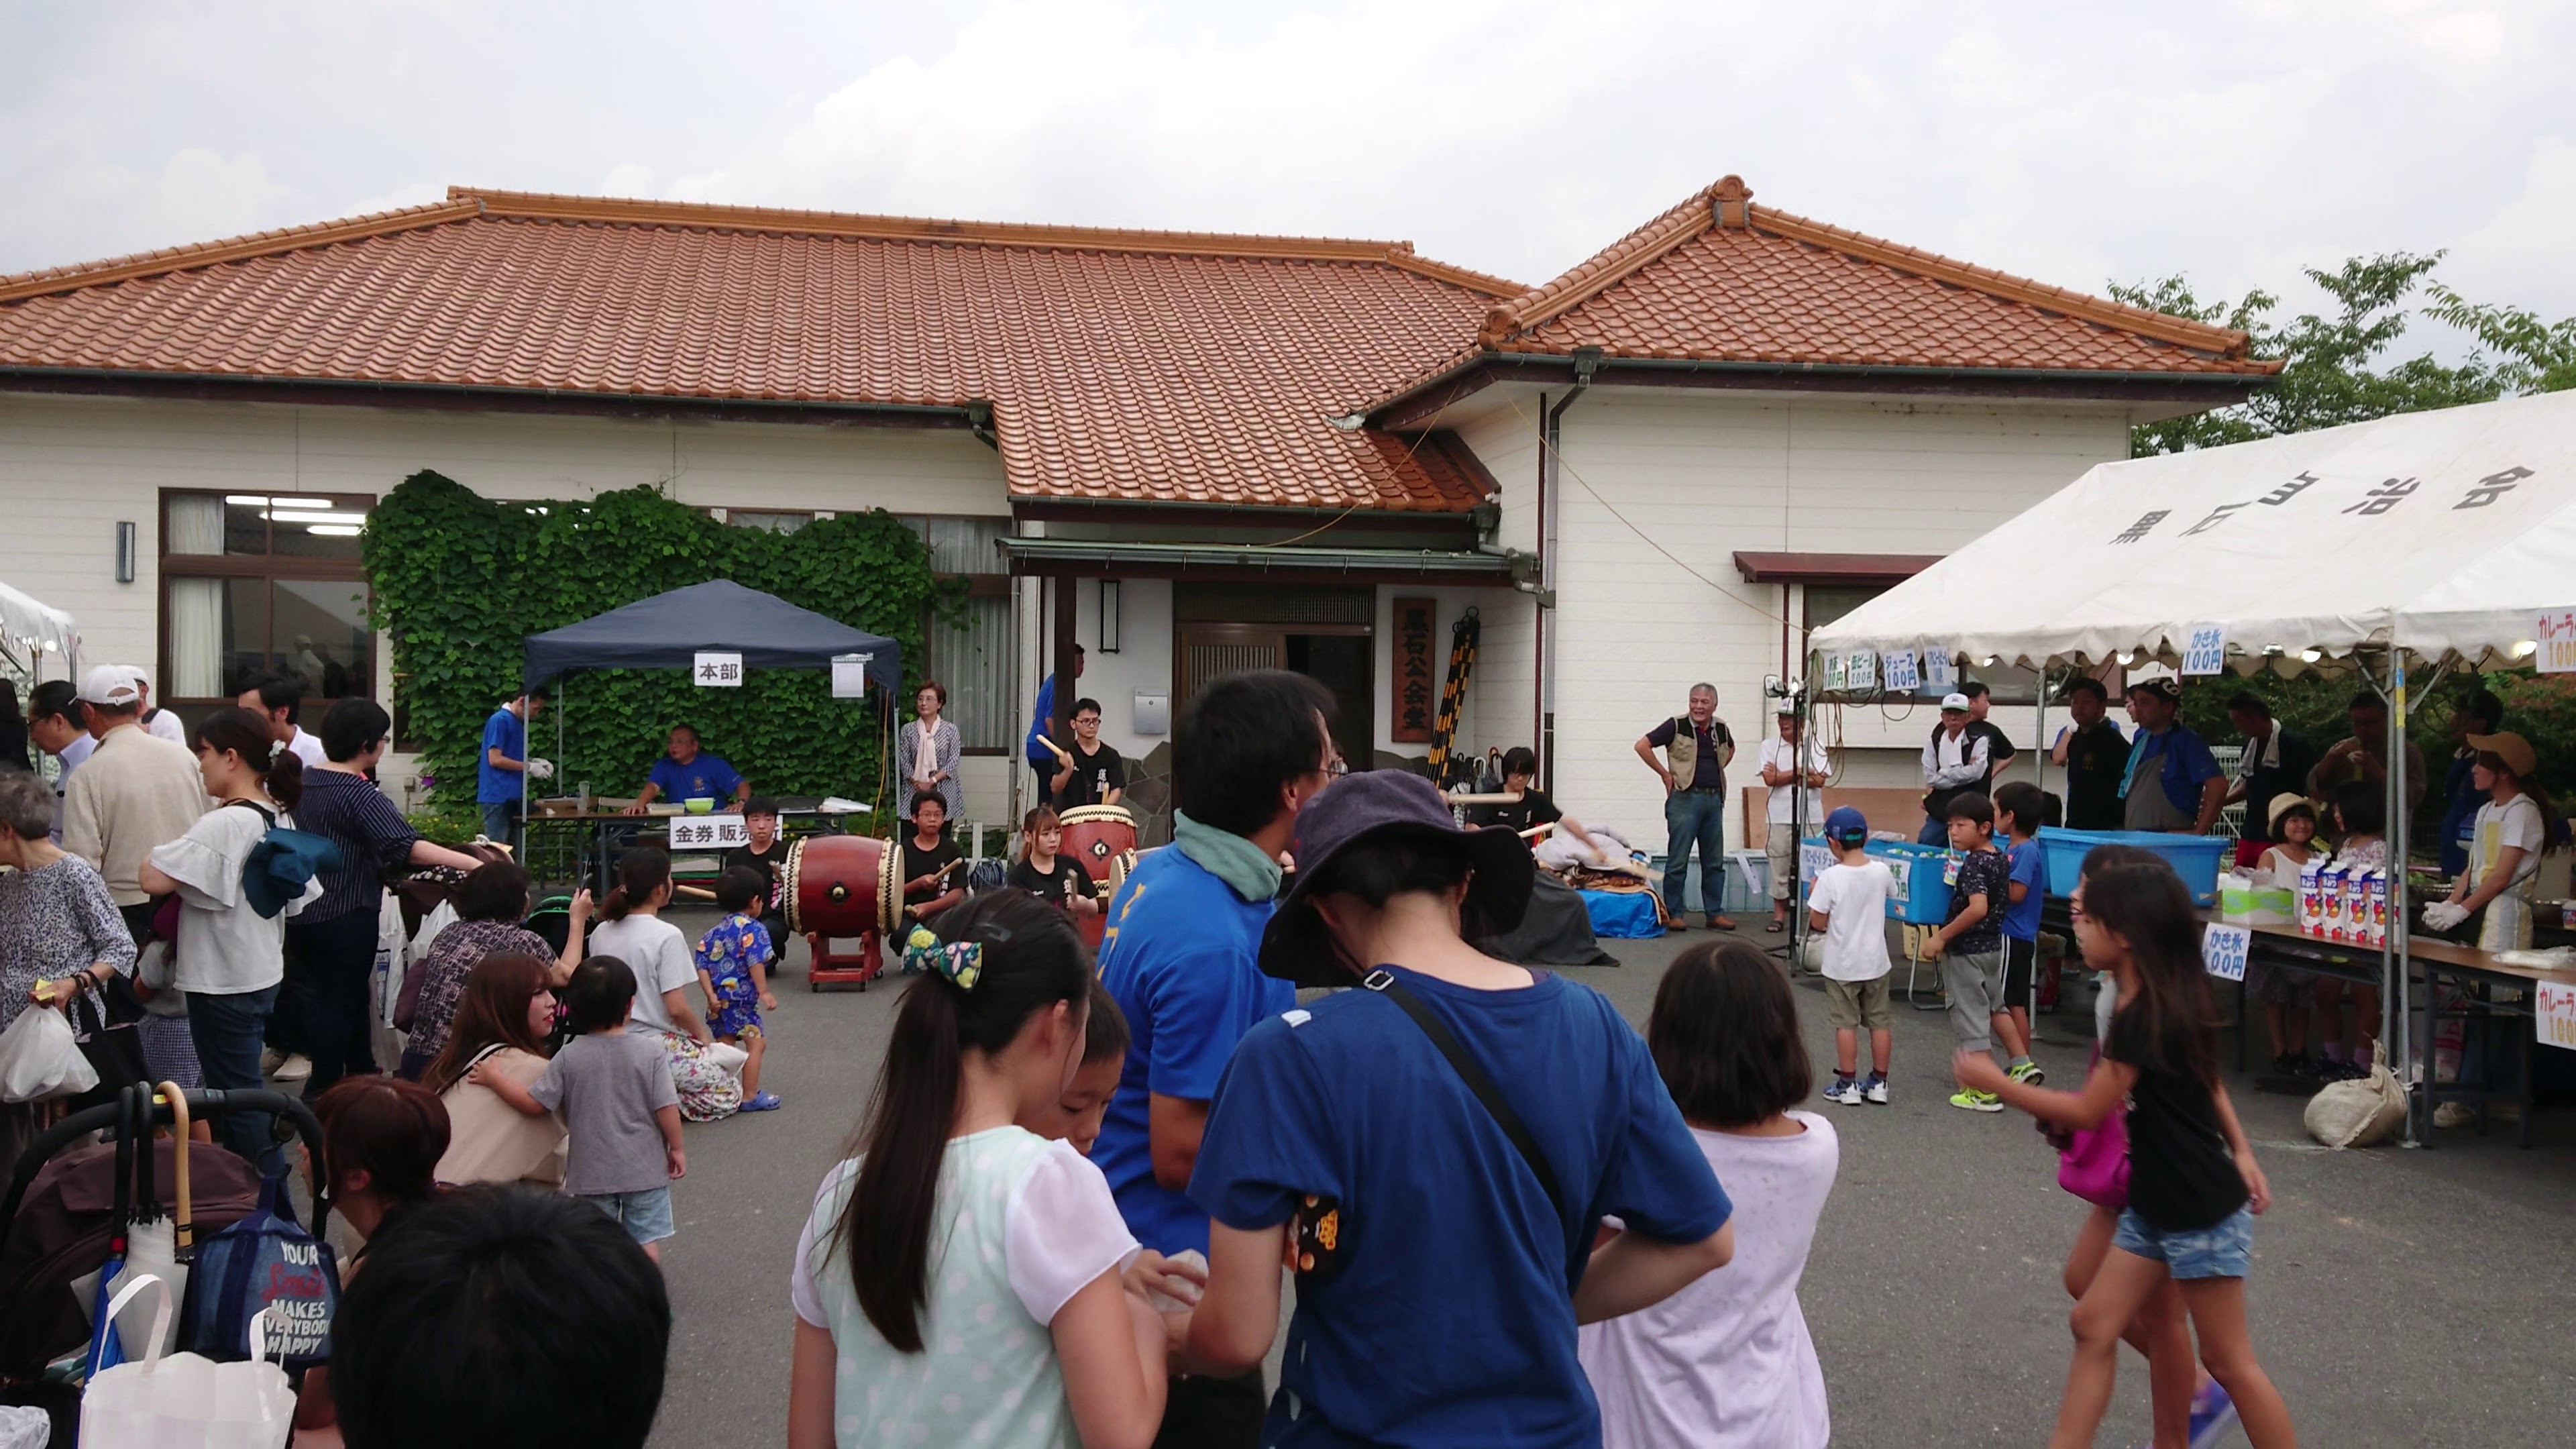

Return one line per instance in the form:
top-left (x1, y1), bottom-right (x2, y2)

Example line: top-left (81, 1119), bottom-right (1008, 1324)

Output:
top-left (2127, 676), bottom-right (2182, 704)
top-left (78, 665), bottom-right (143, 707)
top-left (1939, 692), bottom-right (1972, 713)
top-left (1823, 806), bottom-right (1870, 843)
top-left (1774, 701), bottom-right (1797, 716)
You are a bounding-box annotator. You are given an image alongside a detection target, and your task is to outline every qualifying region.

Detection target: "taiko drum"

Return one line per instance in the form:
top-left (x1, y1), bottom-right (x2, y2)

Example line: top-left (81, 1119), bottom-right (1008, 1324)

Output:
top-left (782, 835), bottom-right (899, 939)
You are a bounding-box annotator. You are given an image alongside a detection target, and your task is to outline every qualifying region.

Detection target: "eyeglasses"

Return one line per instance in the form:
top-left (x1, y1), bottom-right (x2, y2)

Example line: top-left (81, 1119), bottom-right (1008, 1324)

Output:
top-left (1326, 757), bottom-right (1349, 777)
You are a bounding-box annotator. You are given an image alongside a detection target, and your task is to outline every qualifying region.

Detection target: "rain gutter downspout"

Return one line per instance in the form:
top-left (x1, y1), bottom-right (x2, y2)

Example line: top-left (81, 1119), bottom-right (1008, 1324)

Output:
top-left (1537, 346), bottom-right (1601, 786)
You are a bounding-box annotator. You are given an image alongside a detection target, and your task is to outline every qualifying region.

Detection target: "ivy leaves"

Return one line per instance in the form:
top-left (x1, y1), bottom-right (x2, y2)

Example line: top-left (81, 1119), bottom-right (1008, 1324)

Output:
top-left (366, 472), bottom-right (955, 818)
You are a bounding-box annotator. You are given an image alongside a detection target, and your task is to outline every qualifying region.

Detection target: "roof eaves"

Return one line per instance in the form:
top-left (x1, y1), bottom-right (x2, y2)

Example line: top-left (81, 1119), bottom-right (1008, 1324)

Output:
top-left (0, 199), bottom-right (486, 305)
top-left (455, 187), bottom-right (1523, 297)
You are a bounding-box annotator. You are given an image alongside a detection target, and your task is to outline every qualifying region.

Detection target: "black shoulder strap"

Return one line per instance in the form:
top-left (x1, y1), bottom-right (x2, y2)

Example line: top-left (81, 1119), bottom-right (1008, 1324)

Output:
top-left (1362, 970), bottom-right (1566, 1222)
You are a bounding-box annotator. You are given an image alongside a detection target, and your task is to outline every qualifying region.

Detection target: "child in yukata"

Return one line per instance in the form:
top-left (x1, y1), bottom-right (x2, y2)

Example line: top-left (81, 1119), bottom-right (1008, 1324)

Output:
top-left (696, 866), bottom-right (782, 1112)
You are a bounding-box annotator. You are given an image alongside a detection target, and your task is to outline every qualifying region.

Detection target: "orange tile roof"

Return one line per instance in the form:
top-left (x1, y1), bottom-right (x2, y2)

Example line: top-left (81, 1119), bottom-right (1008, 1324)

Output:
top-left (0, 188), bottom-right (1519, 513)
top-left (1458, 176), bottom-right (2279, 380)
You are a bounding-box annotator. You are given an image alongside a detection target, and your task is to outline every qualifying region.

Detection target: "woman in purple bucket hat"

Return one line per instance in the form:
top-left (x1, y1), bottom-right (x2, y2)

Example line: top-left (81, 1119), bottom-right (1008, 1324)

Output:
top-left (1177, 768), bottom-right (1736, 1447)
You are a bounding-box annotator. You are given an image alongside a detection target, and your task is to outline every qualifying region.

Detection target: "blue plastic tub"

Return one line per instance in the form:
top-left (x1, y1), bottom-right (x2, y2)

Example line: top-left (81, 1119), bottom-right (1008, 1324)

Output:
top-left (2036, 827), bottom-right (2233, 906)
top-left (1803, 837), bottom-right (1955, 924)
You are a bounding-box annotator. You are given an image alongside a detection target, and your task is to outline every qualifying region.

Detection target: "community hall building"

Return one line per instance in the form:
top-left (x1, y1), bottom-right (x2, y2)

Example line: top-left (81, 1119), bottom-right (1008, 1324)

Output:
top-left (0, 177), bottom-right (2278, 848)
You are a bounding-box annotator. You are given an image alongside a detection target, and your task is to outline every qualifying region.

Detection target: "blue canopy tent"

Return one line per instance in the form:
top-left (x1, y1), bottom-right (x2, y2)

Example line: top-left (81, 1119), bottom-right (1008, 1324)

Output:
top-left (515, 579), bottom-right (902, 836)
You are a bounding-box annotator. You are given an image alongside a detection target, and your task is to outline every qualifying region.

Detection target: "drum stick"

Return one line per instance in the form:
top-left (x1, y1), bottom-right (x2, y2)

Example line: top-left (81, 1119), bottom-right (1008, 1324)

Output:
top-left (1445, 791), bottom-right (1522, 807)
top-left (674, 883), bottom-right (717, 900)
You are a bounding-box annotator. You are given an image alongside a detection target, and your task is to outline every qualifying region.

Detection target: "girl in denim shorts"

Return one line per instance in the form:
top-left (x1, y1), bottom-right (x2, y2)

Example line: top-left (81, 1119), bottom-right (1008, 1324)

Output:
top-left (1956, 857), bottom-right (2298, 1448)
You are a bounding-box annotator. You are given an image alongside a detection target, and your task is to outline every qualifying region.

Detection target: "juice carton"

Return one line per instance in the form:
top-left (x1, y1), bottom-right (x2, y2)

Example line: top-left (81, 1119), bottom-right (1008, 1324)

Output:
top-left (2367, 867), bottom-right (2390, 941)
top-left (2319, 863), bottom-right (2348, 939)
top-left (2298, 859), bottom-right (2326, 935)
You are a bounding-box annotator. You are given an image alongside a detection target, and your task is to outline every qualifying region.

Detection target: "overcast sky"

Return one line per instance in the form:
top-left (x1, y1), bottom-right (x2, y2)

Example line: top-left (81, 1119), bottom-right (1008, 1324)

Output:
top-left (9, 0), bottom-right (2573, 332)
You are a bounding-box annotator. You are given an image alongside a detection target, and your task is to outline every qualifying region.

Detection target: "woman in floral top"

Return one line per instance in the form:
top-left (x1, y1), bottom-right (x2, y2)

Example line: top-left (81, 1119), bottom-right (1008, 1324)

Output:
top-left (397, 861), bottom-right (588, 1080)
top-left (0, 771), bottom-right (136, 1163)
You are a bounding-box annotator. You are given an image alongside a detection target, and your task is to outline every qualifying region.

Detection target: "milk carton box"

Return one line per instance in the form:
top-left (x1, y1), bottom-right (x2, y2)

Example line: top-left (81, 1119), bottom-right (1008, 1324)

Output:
top-left (2320, 863), bottom-right (2350, 941)
top-left (2364, 867), bottom-right (2390, 947)
top-left (2308, 856), bottom-right (2349, 938)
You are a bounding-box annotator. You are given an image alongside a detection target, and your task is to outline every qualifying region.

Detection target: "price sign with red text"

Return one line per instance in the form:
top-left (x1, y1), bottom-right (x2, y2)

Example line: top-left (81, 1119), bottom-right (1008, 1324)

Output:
top-left (2536, 981), bottom-right (2576, 1053)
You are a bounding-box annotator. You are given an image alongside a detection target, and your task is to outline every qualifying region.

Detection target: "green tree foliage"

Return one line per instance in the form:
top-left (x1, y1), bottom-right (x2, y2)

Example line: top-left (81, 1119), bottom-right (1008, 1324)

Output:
top-left (2112, 252), bottom-right (2573, 458)
top-left (366, 472), bottom-right (957, 822)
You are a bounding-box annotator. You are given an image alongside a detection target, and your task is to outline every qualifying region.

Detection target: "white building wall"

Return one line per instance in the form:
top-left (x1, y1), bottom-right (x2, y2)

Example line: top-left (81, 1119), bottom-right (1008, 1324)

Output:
top-left (1492, 390), bottom-right (2133, 850)
top-left (0, 391), bottom-right (1012, 803)
top-left (1072, 577), bottom-right (1175, 764)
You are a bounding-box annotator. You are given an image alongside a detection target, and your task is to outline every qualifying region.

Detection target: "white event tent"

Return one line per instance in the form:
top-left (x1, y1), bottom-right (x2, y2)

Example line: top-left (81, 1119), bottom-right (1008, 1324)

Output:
top-left (1811, 388), bottom-right (2576, 674)
top-left (1812, 390), bottom-right (2576, 1142)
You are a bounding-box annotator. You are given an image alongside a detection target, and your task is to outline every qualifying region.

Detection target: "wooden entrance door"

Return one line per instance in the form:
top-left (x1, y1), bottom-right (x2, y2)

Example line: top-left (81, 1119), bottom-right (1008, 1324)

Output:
top-left (1176, 624), bottom-right (1285, 705)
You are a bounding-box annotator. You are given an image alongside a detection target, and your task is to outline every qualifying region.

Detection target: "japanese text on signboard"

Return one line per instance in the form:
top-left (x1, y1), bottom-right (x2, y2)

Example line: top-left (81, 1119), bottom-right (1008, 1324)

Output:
top-left (694, 652), bottom-right (743, 687)
top-left (2202, 922), bottom-right (2251, 982)
top-left (2537, 981), bottom-right (2576, 1053)
top-left (1880, 649), bottom-right (1919, 692)
top-left (1391, 598), bottom-right (1435, 744)
top-left (2129, 465), bottom-right (2541, 551)
top-left (2536, 612), bottom-right (2576, 675)
top-left (669, 816), bottom-right (750, 851)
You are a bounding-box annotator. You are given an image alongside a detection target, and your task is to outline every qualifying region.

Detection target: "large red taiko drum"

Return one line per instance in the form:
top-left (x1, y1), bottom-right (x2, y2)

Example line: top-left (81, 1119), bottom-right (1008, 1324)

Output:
top-left (783, 835), bottom-right (899, 939)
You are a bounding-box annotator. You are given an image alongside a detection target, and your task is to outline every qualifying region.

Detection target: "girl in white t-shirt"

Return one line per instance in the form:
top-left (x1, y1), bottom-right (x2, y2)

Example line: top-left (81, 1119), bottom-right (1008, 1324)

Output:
top-left (589, 847), bottom-right (737, 1120)
top-left (139, 706), bottom-right (321, 1170)
top-left (785, 890), bottom-right (1165, 1449)
top-left (1579, 938), bottom-right (1834, 1449)
top-left (2433, 731), bottom-right (2563, 954)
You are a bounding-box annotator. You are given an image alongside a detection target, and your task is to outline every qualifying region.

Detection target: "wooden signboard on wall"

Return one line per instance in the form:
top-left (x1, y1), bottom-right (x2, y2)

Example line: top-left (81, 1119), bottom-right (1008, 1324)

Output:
top-left (1391, 597), bottom-right (1436, 743)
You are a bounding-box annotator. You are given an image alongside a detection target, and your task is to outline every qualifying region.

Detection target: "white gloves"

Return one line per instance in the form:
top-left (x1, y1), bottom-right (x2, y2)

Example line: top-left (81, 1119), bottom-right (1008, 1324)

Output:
top-left (527, 757), bottom-right (556, 782)
top-left (2420, 901), bottom-right (2469, 932)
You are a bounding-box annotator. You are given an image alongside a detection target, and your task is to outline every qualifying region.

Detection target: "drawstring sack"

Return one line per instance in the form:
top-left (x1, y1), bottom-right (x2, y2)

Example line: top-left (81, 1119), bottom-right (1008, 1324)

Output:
top-left (174, 1171), bottom-right (338, 1371)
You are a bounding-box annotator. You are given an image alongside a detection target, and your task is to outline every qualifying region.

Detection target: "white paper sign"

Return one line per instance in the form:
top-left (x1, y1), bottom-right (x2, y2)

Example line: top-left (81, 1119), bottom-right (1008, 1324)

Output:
top-left (667, 815), bottom-right (749, 851)
top-left (1799, 841), bottom-right (1833, 895)
top-left (693, 651), bottom-right (743, 688)
top-left (1881, 649), bottom-right (1920, 693)
top-left (2201, 921), bottom-right (2251, 981)
top-left (1846, 649), bottom-right (1878, 692)
top-left (831, 652), bottom-right (875, 698)
top-left (1825, 653), bottom-right (1848, 692)
top-left (2536, 612), bottom-right (2576, 675)
top-left (1924, 651), bottom-right (1955, 691)
top-left (2536, 981), bottom-right (2576, 1053)
top-left (2181, 626), bottom-right (2226, 676)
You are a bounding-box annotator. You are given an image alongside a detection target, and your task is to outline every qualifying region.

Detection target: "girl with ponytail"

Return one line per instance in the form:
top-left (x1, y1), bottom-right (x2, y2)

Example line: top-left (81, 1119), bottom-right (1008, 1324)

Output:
top-left (138, 706), bottom-right (324, 1170)
top-left (785, 890), bottom-right (1168, 1449)
top-left (588, 846), bottom-right (737, 1120)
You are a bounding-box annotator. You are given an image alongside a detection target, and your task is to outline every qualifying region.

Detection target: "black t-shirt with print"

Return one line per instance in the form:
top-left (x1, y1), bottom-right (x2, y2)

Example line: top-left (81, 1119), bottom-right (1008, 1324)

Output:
top-left (899, 837), bottom-right (964, 912)
top-left (1470, 788), bottom-right (1564, 834)
top-left (1055, 741), bottom-right (1127, 810)
top-left (1006, 855), bottom-right (1097, 912)
top-left (1946, 846), bottom-right (2011, 953)
top-left (722, 839), bottom-right (790, 915)
top-left (2109, 1006), bottom-right (2249, 1231)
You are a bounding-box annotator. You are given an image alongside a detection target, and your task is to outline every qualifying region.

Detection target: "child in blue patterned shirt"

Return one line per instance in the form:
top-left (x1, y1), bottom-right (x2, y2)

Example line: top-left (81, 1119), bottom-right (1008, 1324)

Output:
top-left (696, 866), bottom-right (781, 1112)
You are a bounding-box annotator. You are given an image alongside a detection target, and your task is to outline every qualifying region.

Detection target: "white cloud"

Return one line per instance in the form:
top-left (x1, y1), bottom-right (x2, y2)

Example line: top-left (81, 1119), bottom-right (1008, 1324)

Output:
top-left (2443, 136), bottom-right (2576, 318)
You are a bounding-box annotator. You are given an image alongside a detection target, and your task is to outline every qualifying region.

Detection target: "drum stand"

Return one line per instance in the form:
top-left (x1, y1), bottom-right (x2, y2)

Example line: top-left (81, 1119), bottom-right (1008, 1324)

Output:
top-left (806, 929), bottom-right (887, 991)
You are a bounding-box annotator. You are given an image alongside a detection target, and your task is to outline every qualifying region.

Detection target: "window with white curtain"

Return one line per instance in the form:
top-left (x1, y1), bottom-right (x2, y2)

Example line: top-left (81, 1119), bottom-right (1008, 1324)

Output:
top-left (161, 490), bottom-right (374, 706)
top-left (900, 516), bottom-right (1012, 753)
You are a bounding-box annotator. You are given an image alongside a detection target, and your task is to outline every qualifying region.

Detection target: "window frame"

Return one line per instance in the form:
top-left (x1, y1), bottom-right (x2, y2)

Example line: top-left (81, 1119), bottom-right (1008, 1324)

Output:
top-left (158, 488), bottom-right (378, 711)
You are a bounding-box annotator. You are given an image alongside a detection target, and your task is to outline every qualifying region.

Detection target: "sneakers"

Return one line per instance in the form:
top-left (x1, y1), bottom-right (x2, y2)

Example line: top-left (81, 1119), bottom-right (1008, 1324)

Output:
top-left (2007, 1059), bottom-right (2045, 1086)
top-left (1863, 1073), bottom-right (1890, 1104)
top-left (1825, 1075), bottom-right (1864, 1106)
top-left (739, 1091), bottom-right (784, 1113)
top-left (1949, 1087), bottom-right (2004, 1112)
top-left (2188, 1380), bottom-right (2241, 1449)
top-left (2432, 1100), bottom-right (2475, 1129)
top-left (270, 1053), bottom-right (312, 1082)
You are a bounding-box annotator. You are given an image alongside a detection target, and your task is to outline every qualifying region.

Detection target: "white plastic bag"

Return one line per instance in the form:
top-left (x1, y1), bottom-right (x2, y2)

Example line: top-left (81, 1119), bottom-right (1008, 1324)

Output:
top-left (0, 1002), bottom-right (99, 1103)
top-left (80, 1275), bottom-right (294, 1449)
top-left (2304, 1041), bottom-right (2409, 1149)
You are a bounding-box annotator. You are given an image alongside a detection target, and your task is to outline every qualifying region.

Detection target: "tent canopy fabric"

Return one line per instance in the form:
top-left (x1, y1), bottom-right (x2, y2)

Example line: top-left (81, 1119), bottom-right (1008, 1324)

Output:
top-left (523, 579), bottom-right (901, 692)
top-left (1811, 390), bottom-right (2576, 676)
top-left (0, 580), bottom-right (80, 673)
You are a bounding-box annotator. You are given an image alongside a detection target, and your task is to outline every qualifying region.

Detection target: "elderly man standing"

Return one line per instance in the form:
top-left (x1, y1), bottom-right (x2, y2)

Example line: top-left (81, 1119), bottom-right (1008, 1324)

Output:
top-left (1758, 703), bottom-right (1830, 932)
top-left (62, 666), bottom-right (209, 943)
top-left (2049, 677), bottom-right (2129, 830)
top-left (1635, 682), bottom-right (1736, 931)
top-left (2122, 677), bottom-right (2226, 835)
top-left (1920, 692), bottom-right (1991, 844)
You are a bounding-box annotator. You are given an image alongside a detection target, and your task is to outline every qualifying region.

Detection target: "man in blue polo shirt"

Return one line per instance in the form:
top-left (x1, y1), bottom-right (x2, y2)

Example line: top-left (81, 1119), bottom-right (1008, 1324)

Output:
top-left (478, 688), bottom-right (545, 845)
top-left (1093, 667), bottom-right (1337, 1448)
top-left (621, 723), bottom-right (750, 814)
top-left (2121, 676), bottom-right (2226, 834)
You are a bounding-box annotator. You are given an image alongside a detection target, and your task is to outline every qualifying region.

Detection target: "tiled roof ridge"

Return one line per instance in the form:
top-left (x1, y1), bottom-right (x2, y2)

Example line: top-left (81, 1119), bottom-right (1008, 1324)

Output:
top-left (1484, 174), bottom-right (2262, 362)
top-left (0, 199), bottom-right (484, 304)
top-left (455, 187), bottom-right (1523, 295)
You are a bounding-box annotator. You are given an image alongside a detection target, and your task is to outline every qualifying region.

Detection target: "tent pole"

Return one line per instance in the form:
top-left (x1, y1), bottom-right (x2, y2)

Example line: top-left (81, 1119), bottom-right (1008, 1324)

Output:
top-left (2377, 647), bottom-right (2419, 1146)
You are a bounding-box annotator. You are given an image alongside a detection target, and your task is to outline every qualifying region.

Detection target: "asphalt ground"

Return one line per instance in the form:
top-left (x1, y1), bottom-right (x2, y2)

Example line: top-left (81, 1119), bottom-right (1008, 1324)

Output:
top-left (641, 908), bottom-right (2576, 1448)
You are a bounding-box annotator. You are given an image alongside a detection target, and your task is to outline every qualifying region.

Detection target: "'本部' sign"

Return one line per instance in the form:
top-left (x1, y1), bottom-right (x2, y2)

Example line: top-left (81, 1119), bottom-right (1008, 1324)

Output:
top-left (694, 652), bottom-right (743, 687)
top-left (2536, 612), bottom-right (2576, 675)
top-left (668, 815), bottom-right (749, 851)
top-left (2536, 981), bottom-right (2576, 1053)
top-left (2202, 921), bottom-right (2251, 982)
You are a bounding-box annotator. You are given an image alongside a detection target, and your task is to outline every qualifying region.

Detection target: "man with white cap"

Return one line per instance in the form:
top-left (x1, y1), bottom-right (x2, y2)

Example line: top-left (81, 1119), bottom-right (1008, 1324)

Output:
top-left (1919, 692), bottom-right (1991, 844)
top-left (62, 664), bottom-right (209, 941)
top-left (129, 667), bottom-right (186, 745)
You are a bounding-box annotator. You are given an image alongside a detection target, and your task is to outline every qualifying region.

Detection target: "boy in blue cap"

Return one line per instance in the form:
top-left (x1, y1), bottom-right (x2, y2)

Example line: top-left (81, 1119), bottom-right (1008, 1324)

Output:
top-left (1806, 805), bottom-right (1896, 1104)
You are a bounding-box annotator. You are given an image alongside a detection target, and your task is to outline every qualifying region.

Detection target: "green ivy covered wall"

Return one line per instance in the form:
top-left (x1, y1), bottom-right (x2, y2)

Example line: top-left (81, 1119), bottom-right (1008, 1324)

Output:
top-left (366, 472), bottom-right (957, 820)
